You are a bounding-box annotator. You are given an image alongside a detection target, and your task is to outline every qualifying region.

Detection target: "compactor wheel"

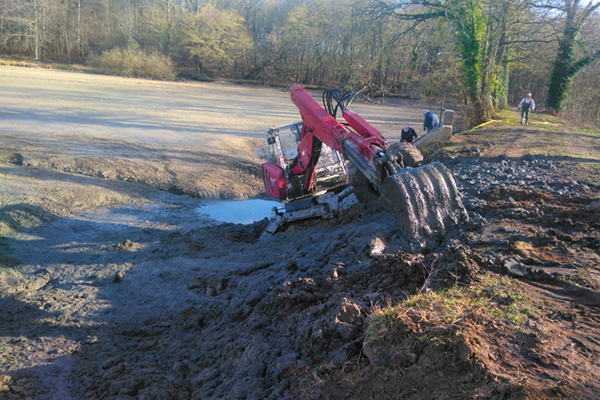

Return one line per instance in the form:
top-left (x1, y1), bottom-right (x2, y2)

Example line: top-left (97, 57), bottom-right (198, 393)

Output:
top-left (389, 142), bottom-right (424, 167)
top-left (381, 162), bottom-right (467, 241)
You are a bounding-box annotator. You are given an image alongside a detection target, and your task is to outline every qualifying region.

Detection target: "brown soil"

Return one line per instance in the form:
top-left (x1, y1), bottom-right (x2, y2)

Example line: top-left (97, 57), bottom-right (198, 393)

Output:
top-left (318, 113), bottom-right (600, 400)
top-left (1, 66), bottom-right (600, 400)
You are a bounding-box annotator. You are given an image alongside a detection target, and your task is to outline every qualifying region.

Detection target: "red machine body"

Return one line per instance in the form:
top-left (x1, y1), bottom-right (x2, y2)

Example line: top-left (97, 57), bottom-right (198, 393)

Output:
top-left (259, 86), bottom-right (468, 243)
top-left (262, 161), bottom-right (287, 200)
top-left (261, 86), bottom-right (400, 203)
top-left (261, 86), bottom-right (468, 244)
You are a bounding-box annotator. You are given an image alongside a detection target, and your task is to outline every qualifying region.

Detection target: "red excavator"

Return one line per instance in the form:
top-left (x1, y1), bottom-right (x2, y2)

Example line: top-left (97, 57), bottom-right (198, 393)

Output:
top-left (260, 86), bottom-right (466, 243)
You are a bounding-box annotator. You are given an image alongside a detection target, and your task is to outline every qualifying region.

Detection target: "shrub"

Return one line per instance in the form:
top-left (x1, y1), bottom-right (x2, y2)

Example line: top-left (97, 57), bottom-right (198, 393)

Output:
top-left (89, 44), bottom-right (175, 80)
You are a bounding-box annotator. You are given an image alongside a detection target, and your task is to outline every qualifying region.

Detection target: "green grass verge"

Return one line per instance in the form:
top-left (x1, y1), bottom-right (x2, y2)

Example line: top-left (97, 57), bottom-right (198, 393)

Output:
top-left (366, 273), bottom-right (534, 346)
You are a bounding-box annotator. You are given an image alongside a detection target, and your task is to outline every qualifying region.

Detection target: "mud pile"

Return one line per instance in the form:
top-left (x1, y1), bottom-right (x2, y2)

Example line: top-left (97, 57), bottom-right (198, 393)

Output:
top-left (68, 227), bottom-right (480, 400)
top-left (72, 154), bottom-right (599, 398)
top-left (2, 150), bottom-right (600, 400)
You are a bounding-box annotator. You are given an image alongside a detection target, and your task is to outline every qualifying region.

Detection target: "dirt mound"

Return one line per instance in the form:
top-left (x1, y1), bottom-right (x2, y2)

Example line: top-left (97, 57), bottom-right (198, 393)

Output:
top-left (4, 146), bottom-right (600, 399)
top-left (27, 155), bottom-right (263, 200)
top-left (34, 214), bottom-right (480, 400)
top-left (0, 204), bottom-right (53, 233)
top-left (331, 307), bottom-right (555, 400)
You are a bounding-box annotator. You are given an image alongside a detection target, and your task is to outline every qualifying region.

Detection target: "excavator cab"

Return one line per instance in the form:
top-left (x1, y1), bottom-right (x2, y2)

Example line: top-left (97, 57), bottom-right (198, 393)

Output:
top-left (262, 122), bottom-right (348, 201)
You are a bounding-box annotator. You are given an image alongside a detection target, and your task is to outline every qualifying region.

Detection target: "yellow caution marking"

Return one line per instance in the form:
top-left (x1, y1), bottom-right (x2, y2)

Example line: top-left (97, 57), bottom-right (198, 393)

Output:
top-left (464, 117), bottom-right (562, 133)
top-left (530, 121), bottom-right (561, 126)
top-left (468, 119), bottom-right (501, 131)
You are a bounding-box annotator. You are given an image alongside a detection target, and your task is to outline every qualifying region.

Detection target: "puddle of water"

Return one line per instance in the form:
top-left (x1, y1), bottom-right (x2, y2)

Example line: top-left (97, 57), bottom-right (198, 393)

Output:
top-left (196, 199), bottom-right (281, 224)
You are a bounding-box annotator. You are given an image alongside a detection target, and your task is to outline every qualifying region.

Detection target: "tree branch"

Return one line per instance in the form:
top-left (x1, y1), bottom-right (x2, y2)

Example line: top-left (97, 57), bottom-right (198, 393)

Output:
top-left (578, 2), bottom-right (600, 26)
top-left (365, 0), bottom-right (445, 22)
top-left (530, 4), bottom-right (567, 12)
top-left (386, 23), bottom-right (421, 44)
top-left (502, 38), bottom-right (557, 45)
top-left (569, 48), bottom-right (600, 75)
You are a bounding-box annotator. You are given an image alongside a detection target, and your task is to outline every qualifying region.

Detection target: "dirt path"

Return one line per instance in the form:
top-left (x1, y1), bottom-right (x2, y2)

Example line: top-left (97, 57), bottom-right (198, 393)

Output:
top-left (1, 66), bottom-right (600, 399)
top-left (450, 110), bottom-right (600, 166)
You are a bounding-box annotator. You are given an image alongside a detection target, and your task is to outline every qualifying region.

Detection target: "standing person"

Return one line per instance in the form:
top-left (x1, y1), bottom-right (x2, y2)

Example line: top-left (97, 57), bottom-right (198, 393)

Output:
top-left (423, 110), bottom-right (440, 132)
top-left (400, 125), bottom-right (418, 143)
top-left (518, 93), bottom-right (535, 125)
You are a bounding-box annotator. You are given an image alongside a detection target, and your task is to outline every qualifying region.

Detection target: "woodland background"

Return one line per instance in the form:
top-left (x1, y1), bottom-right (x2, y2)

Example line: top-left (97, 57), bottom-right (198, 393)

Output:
top-left (1, 0), bottom-right (599, 128)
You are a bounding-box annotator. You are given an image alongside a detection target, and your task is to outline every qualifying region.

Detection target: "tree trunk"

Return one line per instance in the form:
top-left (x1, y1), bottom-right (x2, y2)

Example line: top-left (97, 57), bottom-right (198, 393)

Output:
top-left (77, 0), bottom-right (81, 61)
top-left (547, 1), bottom-right (600, 112)
top-left (34, 0), bottom-right (38, 60)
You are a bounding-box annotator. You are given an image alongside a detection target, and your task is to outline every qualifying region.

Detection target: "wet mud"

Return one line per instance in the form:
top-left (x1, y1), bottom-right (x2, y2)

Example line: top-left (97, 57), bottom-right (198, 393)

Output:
top-left (2, 148), bottom-right (599, 399)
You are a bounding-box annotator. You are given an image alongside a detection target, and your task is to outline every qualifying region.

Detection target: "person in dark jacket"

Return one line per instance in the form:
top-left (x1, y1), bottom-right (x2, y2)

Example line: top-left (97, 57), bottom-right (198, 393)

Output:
top-left (400, 125), bottom-right (418, 143)
top-left (423, 110), bottom-right (440, 132)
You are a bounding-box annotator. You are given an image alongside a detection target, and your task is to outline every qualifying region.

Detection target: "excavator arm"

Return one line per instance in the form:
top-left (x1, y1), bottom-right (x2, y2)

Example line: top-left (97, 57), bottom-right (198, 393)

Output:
top-left (288, 85), bottom-right (400, 197)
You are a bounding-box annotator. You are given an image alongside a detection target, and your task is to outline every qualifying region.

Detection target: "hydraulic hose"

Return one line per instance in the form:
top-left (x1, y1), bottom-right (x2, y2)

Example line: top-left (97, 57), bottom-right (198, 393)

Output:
top-left (322, 88), bottom-right (356, 119)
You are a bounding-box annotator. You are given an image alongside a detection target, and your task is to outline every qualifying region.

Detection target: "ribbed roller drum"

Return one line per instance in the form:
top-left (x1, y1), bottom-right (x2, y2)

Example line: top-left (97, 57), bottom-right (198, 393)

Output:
top-left (381, 162), bottom-right (468, 242)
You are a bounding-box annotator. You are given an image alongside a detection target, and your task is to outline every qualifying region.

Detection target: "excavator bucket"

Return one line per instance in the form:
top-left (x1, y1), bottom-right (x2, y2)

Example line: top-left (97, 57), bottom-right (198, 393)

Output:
top-left (381, 162), bottom-right (468, 243)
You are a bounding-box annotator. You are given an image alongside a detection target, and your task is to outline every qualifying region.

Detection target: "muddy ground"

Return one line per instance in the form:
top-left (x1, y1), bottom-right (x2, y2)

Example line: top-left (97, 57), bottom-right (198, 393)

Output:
top-left (1, 67), bottom-right (600, 400)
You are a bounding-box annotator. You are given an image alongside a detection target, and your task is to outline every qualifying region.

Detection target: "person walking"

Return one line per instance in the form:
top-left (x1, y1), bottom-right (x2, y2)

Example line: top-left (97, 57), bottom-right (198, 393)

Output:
top-left (400, 125), bottom-right (418, 143)
top-left (518, 93), bottom-right (535, 125)
top-left (423, 110), bottom-right (440, 132)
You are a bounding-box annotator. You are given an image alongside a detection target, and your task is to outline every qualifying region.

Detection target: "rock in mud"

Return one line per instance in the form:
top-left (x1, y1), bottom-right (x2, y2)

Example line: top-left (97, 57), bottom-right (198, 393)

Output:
top-left (113, 239), bottom-right (143, 251)
top-left (504, 259), bottom-right (527, 277)
top-left (10, 153), bottom-right (23, 166)
top-left (0, 151), bottom-right (23, 165)
top-left (0, 374), bottom-right (11, 392)
top-left (586, 200), bottom-right (600, 213)
top-left (336, 298), bottom-right (362, 324)
top-left (113, 270), bottom-right (126, 283)
top-left (368, 237), bottom-right (386, 257)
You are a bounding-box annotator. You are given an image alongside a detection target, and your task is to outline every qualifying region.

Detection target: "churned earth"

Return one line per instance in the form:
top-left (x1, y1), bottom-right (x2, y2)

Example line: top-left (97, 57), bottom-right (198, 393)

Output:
top-left (1, 66), bottom-right (600, 400)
